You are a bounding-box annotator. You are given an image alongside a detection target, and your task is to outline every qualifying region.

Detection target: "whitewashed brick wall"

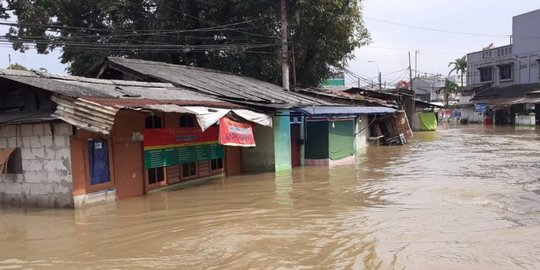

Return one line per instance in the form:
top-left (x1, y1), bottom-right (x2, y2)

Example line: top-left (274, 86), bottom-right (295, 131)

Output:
top-left (0, 122), bottom-right (74, 208)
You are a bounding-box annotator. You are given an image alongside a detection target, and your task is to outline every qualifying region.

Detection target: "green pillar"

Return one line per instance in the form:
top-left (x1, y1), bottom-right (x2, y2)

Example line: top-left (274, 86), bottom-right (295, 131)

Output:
top-left (273, 109), bottom-right (292, 172)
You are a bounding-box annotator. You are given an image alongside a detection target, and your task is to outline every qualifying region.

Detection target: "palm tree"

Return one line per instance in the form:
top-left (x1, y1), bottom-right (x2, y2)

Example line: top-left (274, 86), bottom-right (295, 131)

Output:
top-left (440, 79), bottom-right (458, 106)
top-left (448, 56), bottom-right (467, 87)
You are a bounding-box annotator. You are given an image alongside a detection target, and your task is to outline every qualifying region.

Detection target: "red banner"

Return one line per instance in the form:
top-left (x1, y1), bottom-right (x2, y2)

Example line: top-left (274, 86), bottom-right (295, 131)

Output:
top-left (219, 116), bottom-right (256, 147)
top-left (144, 126), bottom-right (219, 149)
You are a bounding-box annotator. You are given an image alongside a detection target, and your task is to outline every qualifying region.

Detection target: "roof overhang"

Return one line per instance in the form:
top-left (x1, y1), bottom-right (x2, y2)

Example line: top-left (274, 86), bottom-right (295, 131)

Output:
top-left (293, 106), bottom-right (396, 117)
top-left (51, 95), bottom-right (272, 135)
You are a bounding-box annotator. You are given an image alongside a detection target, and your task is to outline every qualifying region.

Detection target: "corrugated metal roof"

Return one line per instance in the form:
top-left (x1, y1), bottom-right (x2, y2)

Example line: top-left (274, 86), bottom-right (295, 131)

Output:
top-left (0, 69), bottom-right (235, 107)
top-left (106, 57), bottom-right (333, 107)
top-left (474, 83), bottom-right (540, 101)
top-left (83, 97), bottom-right (242, 109)
top-left (52, 95), bottom-right (119, 134)
top-left (294, 106), bottom-right (396, 116)
top-left (0, 111), bottom-right (57, 124)
top-left (300, 88), bottom-right (399, 108)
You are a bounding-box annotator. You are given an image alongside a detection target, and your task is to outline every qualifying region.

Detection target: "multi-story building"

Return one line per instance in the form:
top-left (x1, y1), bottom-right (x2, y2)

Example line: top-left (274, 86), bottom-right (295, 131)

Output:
top-left (463, 9), bottom-right (540, 125)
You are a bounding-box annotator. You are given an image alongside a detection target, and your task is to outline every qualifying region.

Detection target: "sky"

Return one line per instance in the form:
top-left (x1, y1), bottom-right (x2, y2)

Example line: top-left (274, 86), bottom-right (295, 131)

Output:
top-left (348, 0), bottom-right (540, 88)
top-left (0, 0), bottom-right (539, 85)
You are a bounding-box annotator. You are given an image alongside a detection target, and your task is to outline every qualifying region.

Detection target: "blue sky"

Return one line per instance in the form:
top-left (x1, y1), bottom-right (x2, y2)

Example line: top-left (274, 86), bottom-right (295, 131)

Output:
top-left (0, 1), bottom-right (539, 86)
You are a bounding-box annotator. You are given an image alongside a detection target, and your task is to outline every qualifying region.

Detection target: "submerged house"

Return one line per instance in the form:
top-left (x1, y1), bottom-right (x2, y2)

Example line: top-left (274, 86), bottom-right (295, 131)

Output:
top-left (0, 69), bottom-right (270, 208)
top-left (93, 57), bottom-right (335, 172)
top-left (94, 57), bottom-right (399, 168)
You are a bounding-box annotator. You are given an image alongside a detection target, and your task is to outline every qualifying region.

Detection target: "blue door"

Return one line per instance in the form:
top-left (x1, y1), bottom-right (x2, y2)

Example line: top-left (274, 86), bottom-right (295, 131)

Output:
top-left (88, 139), bottom-right (110, 185)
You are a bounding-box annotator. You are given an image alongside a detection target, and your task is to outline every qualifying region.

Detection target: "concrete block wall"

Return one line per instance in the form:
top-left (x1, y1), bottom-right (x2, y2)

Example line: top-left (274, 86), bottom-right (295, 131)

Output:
top-left (0, 123), bottom-right (74, 208)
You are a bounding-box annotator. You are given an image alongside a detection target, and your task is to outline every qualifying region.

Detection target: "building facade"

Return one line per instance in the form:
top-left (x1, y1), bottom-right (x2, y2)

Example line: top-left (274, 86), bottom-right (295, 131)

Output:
top-left (465, 9), bottom-right (540, 125)
top-left (0, 70), bottom-right (269, 208)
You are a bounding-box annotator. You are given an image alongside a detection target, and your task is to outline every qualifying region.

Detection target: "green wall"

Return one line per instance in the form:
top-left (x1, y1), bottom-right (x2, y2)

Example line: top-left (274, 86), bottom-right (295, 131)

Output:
top-left (273, 110), bottom-right (292, 172)
top-left (241, 124), bottom-right (275, 172)
top-left (329, 120), bottom-right (355, 160)
top-left (305, 121), bottom-right (329, 159)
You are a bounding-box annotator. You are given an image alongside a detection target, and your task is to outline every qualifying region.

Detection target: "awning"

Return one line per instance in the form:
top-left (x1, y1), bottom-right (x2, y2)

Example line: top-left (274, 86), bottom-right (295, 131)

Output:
top-left (51, 95), bottom-right (272, 134)
top-left (147, 105), bottom-right (273, 131)
top-left (294, 106), bottom-right (396, 116)
top-left (477, 97), bottom-right (540, 106)
top-left (459, 82), bottom-right (491, 92)
top-left (52, 95), bottom-right (119, 134)
top-left (0, 111), bottom-right (57, 125)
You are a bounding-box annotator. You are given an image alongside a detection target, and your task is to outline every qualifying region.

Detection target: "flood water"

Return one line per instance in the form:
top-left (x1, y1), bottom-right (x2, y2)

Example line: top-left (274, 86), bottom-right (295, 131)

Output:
top-left (2, 125), bottom-right (540, 269)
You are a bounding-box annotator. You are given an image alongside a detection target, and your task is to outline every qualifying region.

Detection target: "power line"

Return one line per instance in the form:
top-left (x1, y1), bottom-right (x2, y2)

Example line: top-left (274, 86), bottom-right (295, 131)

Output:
top-left (364, 17), bottom-right (509, 39)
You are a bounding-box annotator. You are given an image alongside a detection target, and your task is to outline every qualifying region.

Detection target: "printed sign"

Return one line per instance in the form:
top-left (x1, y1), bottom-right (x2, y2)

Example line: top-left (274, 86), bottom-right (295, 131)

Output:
top-left (474, 103), bottom-right (488, 113)
top-left (143, 126), bottom-right (223, 169)
top-left (219, 116), bottom-right (256, 147)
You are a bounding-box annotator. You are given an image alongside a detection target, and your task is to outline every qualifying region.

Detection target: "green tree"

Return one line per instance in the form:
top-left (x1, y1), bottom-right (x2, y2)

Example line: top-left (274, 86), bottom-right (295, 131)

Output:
top-left (439, 79), bottom-right (458, 106)
top-left (7, 63), bottom-right (28, 70)
top-left (1, 0), bottom-right (370, 87)
top-left (448, 56), bottom-right (467, 87)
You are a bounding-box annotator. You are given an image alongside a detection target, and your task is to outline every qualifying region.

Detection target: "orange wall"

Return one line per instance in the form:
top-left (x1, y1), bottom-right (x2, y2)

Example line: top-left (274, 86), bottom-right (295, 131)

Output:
top-left (70, 129), bottom-right (115, 195)
top-left (70, 137), bottom-right (87, 196)
top-left (110, 110), bottom-right (146, 199)
top-left (225, 146), bottom-right (242, 175)
top-left (70, 110), bottom-right (239, 200)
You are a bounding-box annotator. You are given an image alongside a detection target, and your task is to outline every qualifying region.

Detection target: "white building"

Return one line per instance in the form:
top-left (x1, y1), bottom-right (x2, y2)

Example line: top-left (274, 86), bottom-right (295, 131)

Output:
top-left (463, 9), bottom-right (540, 124)
top-left (468, 10), bottom-right (540, 86)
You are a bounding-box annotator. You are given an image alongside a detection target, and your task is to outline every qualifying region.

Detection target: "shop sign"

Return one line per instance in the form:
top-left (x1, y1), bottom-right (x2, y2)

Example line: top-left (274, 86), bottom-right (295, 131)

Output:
top-left (143, 126), bottom-right (223, 169)
top-left (219, 116), bottom-right (256, 147)
top-left (474, 103), bottom-right (488, 113)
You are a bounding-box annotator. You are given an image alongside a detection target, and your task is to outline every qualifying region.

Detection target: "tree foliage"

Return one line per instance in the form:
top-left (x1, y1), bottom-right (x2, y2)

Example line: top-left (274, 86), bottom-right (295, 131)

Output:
top-left (7, 62), bottom-right (27, 70)
top-left (1, 0), bottom-right (370, 87)
top-left (448, 56), bottom-right (467, 87)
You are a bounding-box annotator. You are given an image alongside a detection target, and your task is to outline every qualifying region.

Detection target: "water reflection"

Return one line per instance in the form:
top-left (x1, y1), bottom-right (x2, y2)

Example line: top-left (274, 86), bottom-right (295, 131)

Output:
top-left (1, 125), bottom-right (540, 269)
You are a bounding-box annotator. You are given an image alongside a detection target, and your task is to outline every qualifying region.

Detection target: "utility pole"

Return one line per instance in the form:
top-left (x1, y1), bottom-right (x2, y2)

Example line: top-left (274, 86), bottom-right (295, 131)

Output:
top-left (414, 50), bottom-right (418, 78)
top-left (408, 51), bottom-right (413, 92)
top-left (378, 71), bottom-right (382, 91)
top-left (280, 0), bottom-right (290, 91)
top-left (403, 51), bottom-right (415, 129)
top-left (291, 43), bottom-right (297, 90)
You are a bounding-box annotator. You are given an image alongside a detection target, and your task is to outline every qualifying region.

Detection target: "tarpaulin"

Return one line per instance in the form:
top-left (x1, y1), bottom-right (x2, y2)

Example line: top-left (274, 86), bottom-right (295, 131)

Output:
top-left (419, 112), bottom-right (437, 131)
top-left (147, 105), bottom-right (272, 131)
top-left (305, 121), bottom-right (329, 159)
top-left (219, 116), bottom-right (256, 147)
top-left (329, 120), bottom-right (355, 160)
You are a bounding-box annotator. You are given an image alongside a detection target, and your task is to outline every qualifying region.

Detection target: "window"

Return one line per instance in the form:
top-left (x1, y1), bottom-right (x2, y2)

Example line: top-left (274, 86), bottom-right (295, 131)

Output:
top-left (479, 67), bottom-right (493, 82)
top-left (180, 115), bottom-right (195, 127)
top-left (145, 115), bottom-right (165, 184)
top-left (211, 158), bottom-right (223, 171)
top-left (145, 116), bottom-right (162, 129)
top-left (182, 162), bottom-right (197, 178)
top-left (498, 64), bottom-right (512, 81)
top-left (0, 148), bottom-right (22, 174)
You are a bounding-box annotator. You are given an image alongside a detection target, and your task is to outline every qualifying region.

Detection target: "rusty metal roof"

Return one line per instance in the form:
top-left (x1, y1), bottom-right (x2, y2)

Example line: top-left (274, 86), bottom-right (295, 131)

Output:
top-left (83, 97), bottom-right (242, 109)
top-left (105, 57), bottom-right (333, 108)
top-left (0, 69), bottom-right (235, 107)
top-left (0, 69), bottom-right (244, 134)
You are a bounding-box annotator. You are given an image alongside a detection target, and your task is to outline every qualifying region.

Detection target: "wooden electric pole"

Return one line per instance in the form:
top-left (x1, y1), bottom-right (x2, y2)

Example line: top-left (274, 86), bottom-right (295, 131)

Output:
top-left (280, 0), bottom-right (290, 91)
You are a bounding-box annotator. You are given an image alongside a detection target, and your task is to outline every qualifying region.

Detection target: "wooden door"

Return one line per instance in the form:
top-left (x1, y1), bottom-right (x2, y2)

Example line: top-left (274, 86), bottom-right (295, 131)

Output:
top-left (290, 124), bottom-right (302, 167)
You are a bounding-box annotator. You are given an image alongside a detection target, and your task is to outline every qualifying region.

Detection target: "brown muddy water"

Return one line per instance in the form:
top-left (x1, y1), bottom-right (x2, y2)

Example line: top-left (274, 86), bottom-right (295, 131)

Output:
top-left (1, 125), bottom-right (540, 270)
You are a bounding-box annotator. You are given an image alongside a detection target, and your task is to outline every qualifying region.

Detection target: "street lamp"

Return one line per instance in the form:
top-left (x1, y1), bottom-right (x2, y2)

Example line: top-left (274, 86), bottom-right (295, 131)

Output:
top-left (368, 60), bottom-right (382, 91)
